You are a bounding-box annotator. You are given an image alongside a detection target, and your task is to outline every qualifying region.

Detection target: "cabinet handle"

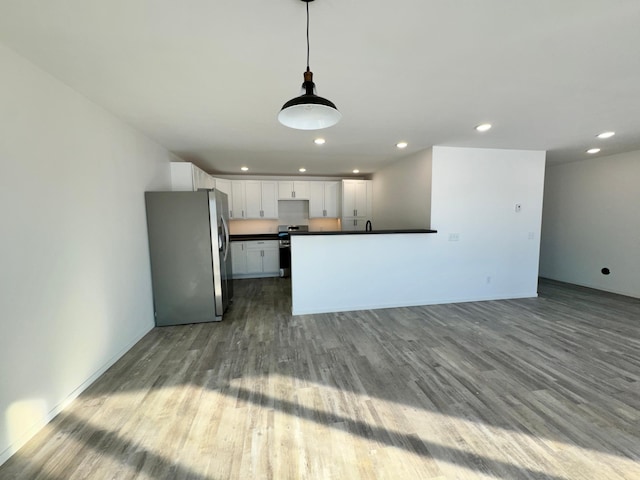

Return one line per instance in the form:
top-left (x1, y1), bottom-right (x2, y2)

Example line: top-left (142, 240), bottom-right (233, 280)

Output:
top-left (242, 210), bottom-right (245, 218)
top-left (260, 210), bottom-right (263, 217)
top-left (323, 209), bottom-right (326, 217)
top-left (261, 250), bottom-right (264, 257)
top-left (292, 191), bottom-right (296, 198)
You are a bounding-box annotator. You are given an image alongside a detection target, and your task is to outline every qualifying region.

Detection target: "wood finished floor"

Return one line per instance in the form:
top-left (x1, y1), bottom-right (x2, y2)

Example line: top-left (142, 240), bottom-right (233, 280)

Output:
top-left (1, 278), bottom-right (639, 479)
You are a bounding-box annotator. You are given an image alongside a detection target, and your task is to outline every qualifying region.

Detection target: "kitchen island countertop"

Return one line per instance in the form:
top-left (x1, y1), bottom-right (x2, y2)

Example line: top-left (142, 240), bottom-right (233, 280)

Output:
top-left (290, 229), bottom-right (437, 236)
top-left (231, 229), bottom-right (437, 241)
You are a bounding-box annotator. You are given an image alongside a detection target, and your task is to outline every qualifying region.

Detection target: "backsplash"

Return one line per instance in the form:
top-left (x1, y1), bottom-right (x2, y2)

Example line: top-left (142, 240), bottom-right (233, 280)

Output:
top-left (228, 220), bottom-right (278, 234)
top-left (309, 218), bottom-right (340, 232)
top-left (229, 214), bottom-right (340, 235)
top-left (278, 200), bottom-right (309, 226)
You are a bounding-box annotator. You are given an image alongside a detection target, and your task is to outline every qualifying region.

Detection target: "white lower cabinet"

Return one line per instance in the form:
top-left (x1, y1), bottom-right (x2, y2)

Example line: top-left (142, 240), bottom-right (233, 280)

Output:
top-left (231, 242), bottom-right (248, 275)
top-left (231, 240), bottom-right (279, 278)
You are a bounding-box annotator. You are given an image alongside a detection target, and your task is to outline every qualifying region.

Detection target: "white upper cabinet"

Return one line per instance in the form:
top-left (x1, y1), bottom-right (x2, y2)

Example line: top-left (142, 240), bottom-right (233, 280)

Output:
top-left (170, 162), bottom-right (215, 191)
top-left (230, 180), bottom-right (246, 219)
top-left (324, 181), bottom-right (340, 218)
top-left (259, 181), bottom-right (279, 218)
top-left (309, 181), bottom-right (340, 218)
top-left (278, 181), bottom-right (310, 200)
top-left (243, 181), bottom-right (279, 219)
top-left (213, 178), bottom-right (231, 197)
top-left (342, 180), bottom-right (369, 218)
top-left (341, 179), bottom-right (372, 230)
top-left (212, 178), bottom-right (232, 216)
top-left (244, 181), bottom-right (262, 218)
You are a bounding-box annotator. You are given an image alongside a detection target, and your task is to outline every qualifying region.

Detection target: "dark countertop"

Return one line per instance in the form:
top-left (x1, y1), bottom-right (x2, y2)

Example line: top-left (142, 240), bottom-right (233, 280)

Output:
top-left (231, 230), bottom-right (437, 241)
top-left (230, 233), bottom-right (281, 242)
top-left (290, 229), bottom-right (437, 236)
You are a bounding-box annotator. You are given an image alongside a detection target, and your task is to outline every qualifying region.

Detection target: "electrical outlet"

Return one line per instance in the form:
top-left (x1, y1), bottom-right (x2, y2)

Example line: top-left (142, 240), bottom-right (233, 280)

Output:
top-left (515, 204), bottom-right (522, 212)
top-left (486, 276), bottom-right (491, 284)
top-left (448, 233), bottom-right (460, 242)
top-left (528, 232), bottom-right (535, 240)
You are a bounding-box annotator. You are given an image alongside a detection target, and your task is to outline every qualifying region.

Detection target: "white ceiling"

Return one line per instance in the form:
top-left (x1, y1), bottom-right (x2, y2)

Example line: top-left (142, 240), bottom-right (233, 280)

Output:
top-left (1, 0), bottom-right (640, 176)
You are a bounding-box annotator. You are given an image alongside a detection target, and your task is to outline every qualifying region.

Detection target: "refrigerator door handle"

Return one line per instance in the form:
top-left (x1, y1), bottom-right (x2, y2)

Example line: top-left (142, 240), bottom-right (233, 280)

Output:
top-left (221, 214), bottom-right (230, 261)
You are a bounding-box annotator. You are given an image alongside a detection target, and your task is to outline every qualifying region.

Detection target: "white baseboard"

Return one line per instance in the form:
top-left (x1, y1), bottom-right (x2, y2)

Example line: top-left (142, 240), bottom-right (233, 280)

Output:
top-left (0, 324), bottom-right (153, 467)
top-left (292, 292), bottom-right (539, 316)
top-left (540, 276), bottom-right (639, 300)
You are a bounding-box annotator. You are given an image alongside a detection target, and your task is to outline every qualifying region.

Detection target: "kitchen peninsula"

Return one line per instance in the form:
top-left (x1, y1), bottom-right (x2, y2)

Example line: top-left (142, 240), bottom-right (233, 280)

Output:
top-left (290, 229), bottom-right (442, 315)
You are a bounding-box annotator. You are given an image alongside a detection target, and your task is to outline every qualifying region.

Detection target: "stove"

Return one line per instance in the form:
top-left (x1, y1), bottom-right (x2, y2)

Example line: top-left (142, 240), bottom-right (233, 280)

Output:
top-left (278, 225), bottom-right (308, 277)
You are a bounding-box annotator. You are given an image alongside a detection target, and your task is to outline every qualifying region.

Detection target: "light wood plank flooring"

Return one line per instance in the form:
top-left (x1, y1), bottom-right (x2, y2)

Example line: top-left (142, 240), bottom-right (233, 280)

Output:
top-left (1, 278), bottom-right (639, 479)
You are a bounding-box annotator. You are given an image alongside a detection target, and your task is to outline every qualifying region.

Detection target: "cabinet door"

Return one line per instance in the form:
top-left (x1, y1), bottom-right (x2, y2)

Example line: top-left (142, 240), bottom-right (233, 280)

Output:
top-left (308, 182), bottom-right (325, 217)
top-left (343, 180), bottom-right (367, 216)
top-left (230, 242), bottom-right (247, 275)
top-left (244, 181), bottom-right (263, 218)
top-left (214, 178), bottom-right (231, 196)
top-left (170, 162), bottom-right (196, 191)
top-left (293, 181), bottom-right (310, 199)
top-left (193, 165), bottom-right (215, 190)
top-left (341, 217), bottom-right (366, 231)
top-left (231, 181), bottom-right (246, 219)
top-left (353, 181), bottom-right (367, 216)
top-left (246, 249), bottom-right (264, 274)
top-left (260, 181), bottom-right (279, 218)
top-left (342, 180), bottom-right (357, 217)
top-left (341, 217), bottom-right (358, 231)
top-left (364, 180), bottom-right (373, 218)
top-left (278, 181), bottom-right (294, 199)
top-left (324, 181), bottom-right (340, 218)
top-left (262, 247), bottom-right (280, 274)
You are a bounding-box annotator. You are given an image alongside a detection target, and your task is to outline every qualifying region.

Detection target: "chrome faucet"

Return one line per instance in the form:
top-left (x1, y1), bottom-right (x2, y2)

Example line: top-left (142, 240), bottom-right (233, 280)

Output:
top-left (365, 220), bottom-right (372, 232)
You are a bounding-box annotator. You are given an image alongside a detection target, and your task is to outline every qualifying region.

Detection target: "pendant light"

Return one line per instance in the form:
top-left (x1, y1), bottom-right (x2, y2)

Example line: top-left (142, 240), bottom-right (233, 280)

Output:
top-left (278, 0), bottom-right (342, 130)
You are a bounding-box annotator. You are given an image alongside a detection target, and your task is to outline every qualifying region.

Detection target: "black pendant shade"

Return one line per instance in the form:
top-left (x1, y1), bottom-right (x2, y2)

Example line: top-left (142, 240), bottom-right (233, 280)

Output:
top-left (278, 0), bottom-right (341, 130)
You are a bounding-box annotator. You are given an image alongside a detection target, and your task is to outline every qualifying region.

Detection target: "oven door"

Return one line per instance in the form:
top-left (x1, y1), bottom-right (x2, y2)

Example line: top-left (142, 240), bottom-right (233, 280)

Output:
top-left (279, 238), bottom-right (291, 277)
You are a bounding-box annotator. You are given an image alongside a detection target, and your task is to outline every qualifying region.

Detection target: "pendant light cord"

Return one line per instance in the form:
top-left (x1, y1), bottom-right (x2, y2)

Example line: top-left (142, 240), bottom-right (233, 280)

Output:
top-left (306, 0), bottom-right (310, 72)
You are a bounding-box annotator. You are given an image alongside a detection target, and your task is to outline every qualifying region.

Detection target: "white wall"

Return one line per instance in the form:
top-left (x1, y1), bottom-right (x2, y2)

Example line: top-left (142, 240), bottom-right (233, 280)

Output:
top-left (0, 43), bottom-right (172, 465)
top-left (292, 146), bottom-right (546, 315)
top-left (372, 149), bottom-right (432, 229)
top-left (540, 151), bottom-right (640, 298)
top-left (431, 146), bottom-right (546, 296)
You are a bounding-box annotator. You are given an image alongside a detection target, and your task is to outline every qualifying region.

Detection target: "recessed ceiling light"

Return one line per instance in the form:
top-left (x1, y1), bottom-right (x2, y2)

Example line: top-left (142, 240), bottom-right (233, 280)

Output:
top-left (586, 148), bottom-right (601, 154)
top-left (240, 166), bottom-right (249, 171)
top-left (396, 142), bottom-right (408, 149)
top-left (597, 131), bottom-right (615, 139)
top-left (475, 123), bottom-right (492, 132)
top-left (299, 168), bottom-right (306, 173)
top-left (314, 138), bottom-right (326, 145)
top-left (352, 169), bottom-right (360, 174)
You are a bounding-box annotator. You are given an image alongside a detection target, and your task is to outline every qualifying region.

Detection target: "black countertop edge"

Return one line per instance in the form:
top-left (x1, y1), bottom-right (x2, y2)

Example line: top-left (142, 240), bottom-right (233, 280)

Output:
top-left (230, 234), bottom-right (281, 242)
top-left (290, 229), bottom-right (437, 236)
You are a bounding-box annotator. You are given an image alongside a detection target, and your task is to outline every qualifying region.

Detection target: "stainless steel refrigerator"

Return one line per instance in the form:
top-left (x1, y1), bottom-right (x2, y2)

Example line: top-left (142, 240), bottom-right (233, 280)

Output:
top-left (144, 190), bottom-right (233, 326)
